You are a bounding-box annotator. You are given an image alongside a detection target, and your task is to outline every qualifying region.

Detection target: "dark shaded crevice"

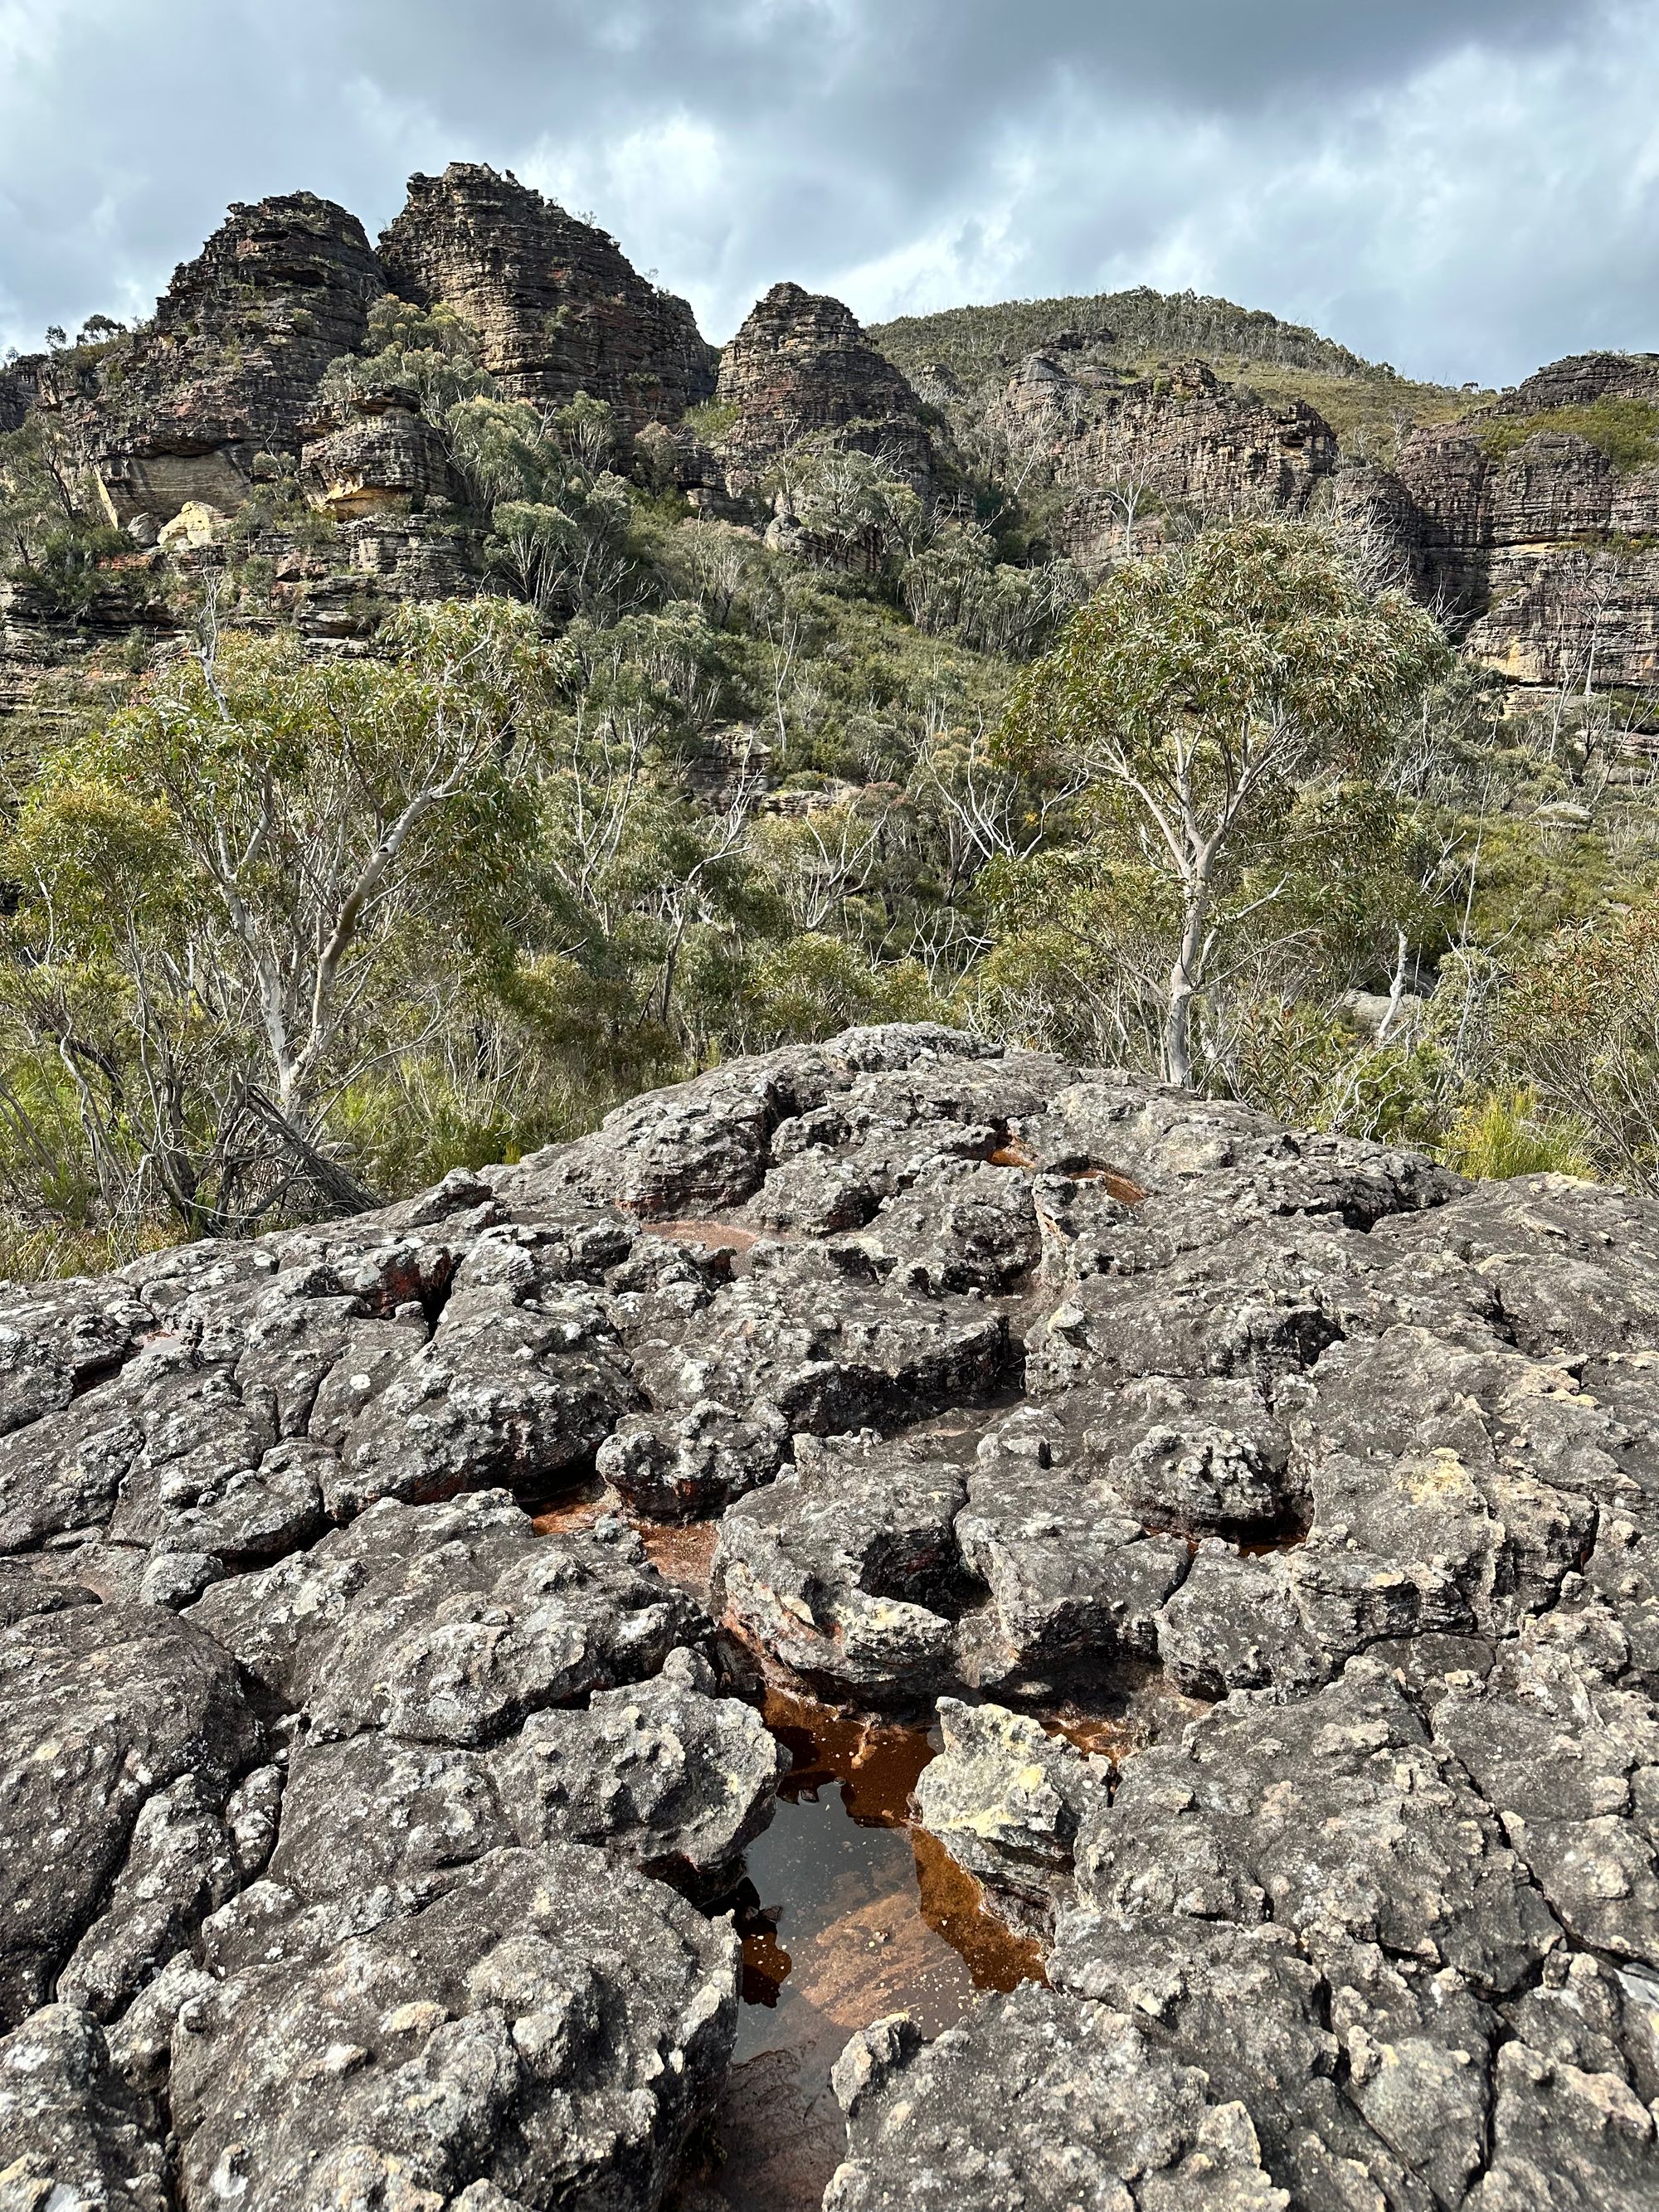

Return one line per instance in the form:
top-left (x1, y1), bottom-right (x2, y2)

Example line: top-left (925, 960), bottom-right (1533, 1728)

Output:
top-left (67, 1342), bottom-right (144, 1402)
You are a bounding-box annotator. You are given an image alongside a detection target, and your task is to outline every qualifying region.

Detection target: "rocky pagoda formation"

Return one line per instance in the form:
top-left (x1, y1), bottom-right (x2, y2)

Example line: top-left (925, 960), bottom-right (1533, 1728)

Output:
top-left (378, 163), bottom-right (717, 430)
top-left (8, 166), bottom-right (722, 545)
top-left (32, 193), bottom-right (384, 532)
top-left (713, 280), bottom-right (936, 489)
top-left (1, 1023), bottom-right (1656, 2207)
top-left (1342, 351), bottom-right (1659, 690)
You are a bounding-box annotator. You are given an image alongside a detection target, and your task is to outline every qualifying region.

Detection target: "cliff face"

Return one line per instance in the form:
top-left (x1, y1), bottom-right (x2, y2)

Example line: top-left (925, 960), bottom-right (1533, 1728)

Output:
top-left (37, 194), bottom-right (383, 531)
top-left (1044, 357), bottom-right (1337, 565)
top-left (377, 163), bottom-right (717, 428)
top-left (0, 357), bottom-right (42, 435)
top-left (299, 389), bottom-right (453, 520)
top-left (1370, 352), bottom-right (1659, 688)
top-left (11, 171), bottom-right (1659, 706)
top-left (713, 280), bottom-right (935, 488)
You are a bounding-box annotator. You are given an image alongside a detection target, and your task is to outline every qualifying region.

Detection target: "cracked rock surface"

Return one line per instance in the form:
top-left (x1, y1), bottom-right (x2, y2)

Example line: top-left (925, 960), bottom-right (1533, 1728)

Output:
top-left (0, 1023), bottom-right (1657, 2206)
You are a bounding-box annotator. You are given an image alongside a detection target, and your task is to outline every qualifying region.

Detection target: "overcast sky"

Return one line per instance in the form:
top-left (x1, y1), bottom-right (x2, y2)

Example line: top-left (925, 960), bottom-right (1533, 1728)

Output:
top-left (1, 0), bottom-right (1654, 386)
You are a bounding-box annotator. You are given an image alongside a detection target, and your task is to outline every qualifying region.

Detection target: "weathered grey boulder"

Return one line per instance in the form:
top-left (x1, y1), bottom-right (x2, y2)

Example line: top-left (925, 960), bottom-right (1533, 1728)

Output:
top-left (0, 1025), bottom-right (1655, 2208)
top-left (0, 1598), bottom-right (260, 2030)
top-left (265, 1647), bottom-right (780, 1905)
top-left (489, 1646), bottom-right (782, 1893)
top-left (826, 1985), bottom-right (1287, 2211)
top-left (599, 1242), bottom-right (1010, 1519)
top-left (0, 2003), bottom-right (168, 2212)
top-left (168, 1844), bottom-right (739, 2212)
top-left (912, 1698), bottom-right (1107, 1909)
top-left (1073, 1659), bottom-right (1559, 1992)
top-left (189, 1490), bottom-right (701, 1743)
top-left (712, 1429), bottom-right (975, 1700)
top-left (954, 1404), bottom-right (1191, 1696)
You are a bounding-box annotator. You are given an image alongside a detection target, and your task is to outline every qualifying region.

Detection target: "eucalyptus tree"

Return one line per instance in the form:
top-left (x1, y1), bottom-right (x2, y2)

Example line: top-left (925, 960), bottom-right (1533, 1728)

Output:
top-left (0, 598), bottom-right (547, 1230)
top-left (999, 519), bottom-right (1446, 1087)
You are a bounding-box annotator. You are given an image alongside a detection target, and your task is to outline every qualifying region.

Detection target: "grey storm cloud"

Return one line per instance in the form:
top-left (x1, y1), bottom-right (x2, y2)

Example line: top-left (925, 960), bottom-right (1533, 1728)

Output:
top-left (0, 0), bottom-right (1652, 385)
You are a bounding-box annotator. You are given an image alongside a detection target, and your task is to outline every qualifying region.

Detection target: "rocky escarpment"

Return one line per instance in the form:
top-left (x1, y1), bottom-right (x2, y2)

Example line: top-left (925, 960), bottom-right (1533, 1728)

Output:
top-left (1042, 356), bottom-right (1339, 564)
top-left (30, 193), bottom-right (384, 533)
top-left (13, 164), bottom-right (720, 547)
top-left (1, 1023), bottom-right (1656, 2208)
top-left (713, 281), bottom-right (936, 493)
top-left (1342, 351), bottom-right (1659, 690)
top-left (379, 163), bottom-right (718, 430)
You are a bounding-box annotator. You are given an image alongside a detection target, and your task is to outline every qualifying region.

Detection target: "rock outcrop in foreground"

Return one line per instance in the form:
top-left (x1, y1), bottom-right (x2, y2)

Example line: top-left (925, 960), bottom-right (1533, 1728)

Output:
top-left (1, 1024), bottom-right (1657, 2209)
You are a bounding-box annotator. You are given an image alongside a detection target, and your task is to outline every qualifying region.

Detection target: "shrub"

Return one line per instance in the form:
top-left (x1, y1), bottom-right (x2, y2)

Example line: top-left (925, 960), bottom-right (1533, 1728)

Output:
top-left (1478, 398), bottom-right (1659, 473)
top-left (1442, 1088), bottom-right (1593, 1180)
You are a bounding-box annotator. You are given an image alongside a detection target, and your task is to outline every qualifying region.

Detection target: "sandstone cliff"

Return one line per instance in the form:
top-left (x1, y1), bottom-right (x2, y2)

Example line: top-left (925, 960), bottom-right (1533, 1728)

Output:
top-left (713, 280), bottom-right (935, 489)
top-left (1357, 351), bottom-right (1659, 688)
top-left (9, 170), bottom-right (1659, 719)
top-left (378, 163), bottom-right (717, 429)
top-left (0, 1025), bottom-right (1655, 2208)
top-left (35, 193), bottom-right (383, 532)
top-left (1044, 355), bottom-right (1339, 565)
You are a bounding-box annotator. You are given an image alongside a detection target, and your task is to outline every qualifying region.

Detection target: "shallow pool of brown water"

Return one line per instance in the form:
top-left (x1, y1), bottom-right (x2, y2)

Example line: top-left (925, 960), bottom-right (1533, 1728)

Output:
top-left (528, 1496), bottom-right (1058, 2210)
top-left (682, 1685), bottom-right (1045, 2212)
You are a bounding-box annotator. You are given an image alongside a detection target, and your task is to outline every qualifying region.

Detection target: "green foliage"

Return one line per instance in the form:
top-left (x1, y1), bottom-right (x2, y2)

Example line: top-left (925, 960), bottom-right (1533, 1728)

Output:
top-left (742, 934), bottom-right (943, 1045)
top-left (1441, 1088), bottom-right (1593, 1180)
top-left (0, 417), bottom-right (141, 616)
top-left (872, 285), bottom-right (1389, 387)
top-left (770, 446), bottom-right (925, 579)
top-left (682, 401), bottom-right (740, 444)
top-left (12, 352), bottom-right (1659, 1276)
top-left (1491, 898), bottom-right (1659, 1184)
top-left (1220, 361), bottom-right (1490, 461)
top-left (996, 521), bottom-right (1447, 1082)
top-left (0, 602), bottom-right (549, 1235)
top-left (318, 295), bottom-right (494, 421)
top-left (1478, 398), bottom-right (1659, 473)
top-left (902, 522), bottom-right (1083, 657)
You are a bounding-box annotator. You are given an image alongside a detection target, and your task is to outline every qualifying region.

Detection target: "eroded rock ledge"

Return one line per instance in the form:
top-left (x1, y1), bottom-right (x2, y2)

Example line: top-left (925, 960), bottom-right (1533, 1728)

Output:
top-left (1, 1023), bottom-right (1656, 2209)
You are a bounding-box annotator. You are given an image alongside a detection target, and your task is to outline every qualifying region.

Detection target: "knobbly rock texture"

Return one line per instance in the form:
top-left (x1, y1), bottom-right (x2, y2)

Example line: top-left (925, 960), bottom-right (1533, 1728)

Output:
top-left (828, 1988), bottom-right (1290, 2210)
top-left (714, 282), bottom-right (935, 492)
top-left (379, 163), bottom-right (717, 428)
top-left (170, 1845), bottom-right (737, 2212)
top-left (912, 1697), bottom-right (1108, 1913)
top-left (2, 1023), bottom-right (1658, 2205)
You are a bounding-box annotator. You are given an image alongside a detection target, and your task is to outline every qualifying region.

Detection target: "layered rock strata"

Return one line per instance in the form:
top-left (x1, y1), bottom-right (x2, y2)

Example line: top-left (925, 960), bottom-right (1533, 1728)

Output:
top-left (0, 1023), bottom-right (1656, 2205)
top-left (36, 194), bottom-right (384, 530)
top-left (1049, 357), bottom-right (1339, 564)
top-left (714, 281), bottom-right (935, 491)
top-left (300, 386), bottom-right (453, 518)
top-left (378, 163), bottom-right (717, 429)
top-left (1350, 351), bottom-right (1659, 688)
